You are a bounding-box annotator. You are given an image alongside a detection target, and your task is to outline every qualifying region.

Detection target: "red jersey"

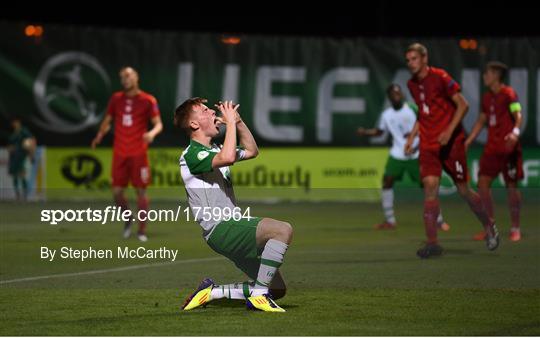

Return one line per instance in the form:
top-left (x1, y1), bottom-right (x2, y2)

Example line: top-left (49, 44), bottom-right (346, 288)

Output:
top-left (106, 90), bottom-right (160, 156)
top-left (481, 86), bottom-right (520, 154)
top-left (407, 67), bottom-right (464, 150)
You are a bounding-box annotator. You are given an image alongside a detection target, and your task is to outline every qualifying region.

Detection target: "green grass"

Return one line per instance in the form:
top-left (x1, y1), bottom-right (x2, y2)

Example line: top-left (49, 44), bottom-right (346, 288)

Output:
top-left (1, 195), bottom-right (539, 335)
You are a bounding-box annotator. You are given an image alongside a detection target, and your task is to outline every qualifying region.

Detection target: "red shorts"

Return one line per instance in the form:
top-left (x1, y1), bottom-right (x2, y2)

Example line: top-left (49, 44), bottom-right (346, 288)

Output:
top-left (419, 139), bottom-right (468, 183)
top-left (479, 146), bottom-right (523, 183)
top-left (112, 153), bottom-right (151, 188)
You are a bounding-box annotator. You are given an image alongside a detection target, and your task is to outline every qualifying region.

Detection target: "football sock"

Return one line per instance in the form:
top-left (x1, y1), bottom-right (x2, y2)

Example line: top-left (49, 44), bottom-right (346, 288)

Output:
top-left (253, 239), bottom-right (288, 296)
top-left (137, 195), bottom-right (149, 234)
top-left (479, 187), bottom-right (494, 220)
top-left (115, 194), bottom-right (130, 212)
top-left (467, 191), bottom-right (494, 230)
top-left (508, 189), bottom-right (521, 229)
top-left (423, 200), bottom-right (439, 244)
top-left (21, 178), bottom-right (28, 199)
top-left (12, 177), bottom-right (20, 197)
top-left (382, 188), bottom-right (396, 224)
top-left (211, 282), bottom-right (254, 300)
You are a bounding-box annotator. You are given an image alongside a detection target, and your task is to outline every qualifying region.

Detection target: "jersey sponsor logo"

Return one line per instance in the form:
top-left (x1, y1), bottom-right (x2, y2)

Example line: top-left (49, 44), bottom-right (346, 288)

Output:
top-left (197, 151), bottom-right (210, 161)
top-left (33, 52), bottom-right (111, 133)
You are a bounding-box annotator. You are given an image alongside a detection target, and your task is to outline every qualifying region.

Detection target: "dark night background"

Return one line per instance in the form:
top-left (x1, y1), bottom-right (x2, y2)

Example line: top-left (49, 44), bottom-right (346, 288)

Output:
top-left (1, 1), bottom-right (538, 37)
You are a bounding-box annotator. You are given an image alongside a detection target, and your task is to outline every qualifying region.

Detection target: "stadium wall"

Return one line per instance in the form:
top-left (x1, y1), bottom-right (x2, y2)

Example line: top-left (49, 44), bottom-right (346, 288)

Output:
top-left (0, 22), bottom-right (539, 149)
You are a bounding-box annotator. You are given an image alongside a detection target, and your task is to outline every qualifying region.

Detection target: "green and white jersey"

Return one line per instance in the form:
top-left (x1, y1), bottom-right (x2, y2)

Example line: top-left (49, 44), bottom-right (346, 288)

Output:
top-left (179, 139), bottom-right (246, 240)
top-left (377, 102), bottom-right (419, 160)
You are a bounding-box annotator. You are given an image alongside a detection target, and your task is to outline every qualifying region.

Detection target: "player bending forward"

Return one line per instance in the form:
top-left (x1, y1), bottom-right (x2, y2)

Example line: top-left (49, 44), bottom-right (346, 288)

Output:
top-left (175, 98), bottom-right (293, 312)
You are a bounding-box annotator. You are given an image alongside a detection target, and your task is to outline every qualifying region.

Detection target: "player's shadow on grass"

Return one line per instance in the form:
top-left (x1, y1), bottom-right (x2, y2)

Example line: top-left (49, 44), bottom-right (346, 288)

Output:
top-left (208, 298), bottom-right (246, 308)
top-left (210, 298), bottom-right (299, 310)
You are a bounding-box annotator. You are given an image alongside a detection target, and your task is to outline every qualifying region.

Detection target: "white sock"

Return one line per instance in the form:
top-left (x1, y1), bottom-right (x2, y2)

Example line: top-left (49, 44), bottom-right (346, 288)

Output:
top-left (210, 282), bottom-right (253, 300)
top-left (252, 239), bottom-right (288, 296)
top-left (382, 189), bottom-right (396, 224)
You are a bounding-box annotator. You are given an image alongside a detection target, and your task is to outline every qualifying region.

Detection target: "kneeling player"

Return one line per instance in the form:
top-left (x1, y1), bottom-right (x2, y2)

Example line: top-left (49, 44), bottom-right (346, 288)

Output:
top-left (175, 98), bottom-right (293, 312)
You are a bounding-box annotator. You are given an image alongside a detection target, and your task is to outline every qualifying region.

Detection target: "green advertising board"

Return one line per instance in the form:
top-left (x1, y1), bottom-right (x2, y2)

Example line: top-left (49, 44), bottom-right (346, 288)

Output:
top-left (45, 147), bottom-right (540, 201)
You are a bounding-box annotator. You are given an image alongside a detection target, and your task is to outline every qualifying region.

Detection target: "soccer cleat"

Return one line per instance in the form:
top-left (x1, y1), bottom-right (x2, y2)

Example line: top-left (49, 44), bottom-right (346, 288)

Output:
top-left (137, 233), bottom-right (148, 242)
top-left (509, 228), bottom-right (521, 242)
top-left (123, 220), bottom-right (132, 239)
top-left (472, 230), bottom-right (486, 241)
top-left (182, 278), bottom-right (215, 311)
top-left (485, 224), bottom-right (500, 251)
top-left (438, 222), bottom-right (451, 232)
top-left (416, 243), bottom-right (443, 259)
top-left (246, 294), bottom-right (285, 312)
top-left (375, 221), bottom-right (396, 230)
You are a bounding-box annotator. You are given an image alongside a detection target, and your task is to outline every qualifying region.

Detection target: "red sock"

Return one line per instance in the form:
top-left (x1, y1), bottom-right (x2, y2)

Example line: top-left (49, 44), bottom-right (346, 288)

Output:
top-left (478, 187), bottom-right (494, 220)
top-left (114, 194), bottom-right (130, 213)
top-left (137, 195), bottom-right (149, 234)
top-left (467, 191), bottom-right (493, 230)
top-left (508, 189), bottom-right (521, 229)
top-left (423, 200), bottom-right (439, 244)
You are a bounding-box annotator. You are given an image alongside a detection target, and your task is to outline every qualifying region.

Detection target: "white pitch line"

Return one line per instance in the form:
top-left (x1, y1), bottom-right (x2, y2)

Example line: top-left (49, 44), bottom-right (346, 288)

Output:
top-left (0, 256), bottom-right (225, 285)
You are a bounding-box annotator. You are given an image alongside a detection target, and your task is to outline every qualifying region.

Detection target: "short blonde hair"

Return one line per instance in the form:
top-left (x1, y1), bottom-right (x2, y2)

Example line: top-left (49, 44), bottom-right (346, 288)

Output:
top-left (406, 43), bottom-right (428, 57)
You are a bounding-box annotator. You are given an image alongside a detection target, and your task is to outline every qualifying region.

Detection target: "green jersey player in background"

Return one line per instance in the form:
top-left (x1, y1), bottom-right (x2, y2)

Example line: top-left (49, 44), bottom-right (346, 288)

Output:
top-left (357, 84), bottom-right (449, 231)
top-left (7, 118), bottom-right (36, 201)
top-left (174, 98), bottom-right (293, 313)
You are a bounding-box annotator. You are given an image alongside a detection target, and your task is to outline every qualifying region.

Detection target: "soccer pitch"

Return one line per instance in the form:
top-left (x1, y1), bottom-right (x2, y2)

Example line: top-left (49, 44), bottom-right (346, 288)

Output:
top-left (1, 195), bottom-right (539, 336)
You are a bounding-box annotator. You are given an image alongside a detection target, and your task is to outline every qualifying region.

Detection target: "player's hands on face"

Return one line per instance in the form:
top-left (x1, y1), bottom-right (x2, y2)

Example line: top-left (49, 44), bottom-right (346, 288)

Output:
top-left (504, 132), bottom-right (518, 149)
top-left (142, 132), bottom-right (154, 144)
top-left (234, 111), bottom-right (243, 124)
top-left (438, 128), bottom-right (453, 146)
top-left (215, 101), bottom-right (240, 125)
